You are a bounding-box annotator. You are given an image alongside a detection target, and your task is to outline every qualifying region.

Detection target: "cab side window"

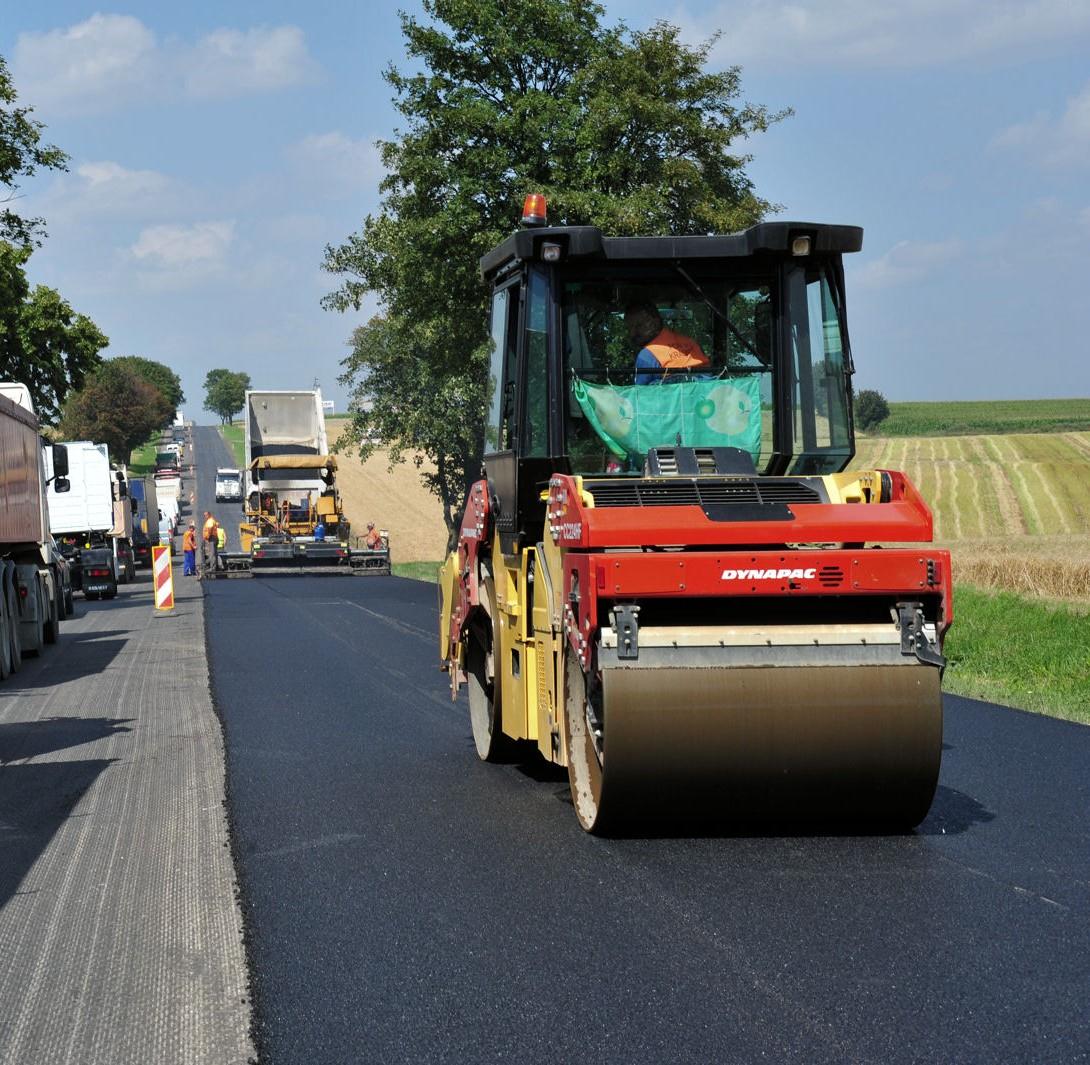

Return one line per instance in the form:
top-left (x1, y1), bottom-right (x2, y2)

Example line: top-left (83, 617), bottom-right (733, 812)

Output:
top-left (485, 283), bottom-right (520, 454)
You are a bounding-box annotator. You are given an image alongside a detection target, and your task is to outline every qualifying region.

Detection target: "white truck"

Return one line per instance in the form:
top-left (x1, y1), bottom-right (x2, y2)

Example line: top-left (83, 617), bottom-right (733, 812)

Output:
top-left (215, 467), bottom-right (243, 503)
top-left (0, 383), bottom-right (72, 676)
top-left (47, 441), bottom-right (136, 590)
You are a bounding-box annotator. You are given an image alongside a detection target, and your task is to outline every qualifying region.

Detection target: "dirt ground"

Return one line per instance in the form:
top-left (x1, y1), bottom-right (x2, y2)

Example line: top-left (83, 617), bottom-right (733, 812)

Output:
top-left (329, 424), bottom-right (449, 563)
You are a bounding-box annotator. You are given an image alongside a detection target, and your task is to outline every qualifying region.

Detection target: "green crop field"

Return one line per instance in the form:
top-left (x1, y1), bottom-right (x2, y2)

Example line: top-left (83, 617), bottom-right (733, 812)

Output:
top-left (868, 398), bottom-right (1090, 437)
top-left (128, 439), bottom-right (159, 477)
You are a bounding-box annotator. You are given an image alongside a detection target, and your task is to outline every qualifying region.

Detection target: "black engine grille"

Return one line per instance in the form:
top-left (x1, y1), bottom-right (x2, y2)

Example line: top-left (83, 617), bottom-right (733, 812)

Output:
top-left (584, 478), bottom-right (824, 509)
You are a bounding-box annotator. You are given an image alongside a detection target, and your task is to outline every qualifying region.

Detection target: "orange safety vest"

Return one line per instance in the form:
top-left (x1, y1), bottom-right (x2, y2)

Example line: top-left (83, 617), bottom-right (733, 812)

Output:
top-left (203, 517), bottom-right (217, 542)
top-left (183, 529), bottom-right (197, 552)
top-left (643, 328), bottom-right (710, 373)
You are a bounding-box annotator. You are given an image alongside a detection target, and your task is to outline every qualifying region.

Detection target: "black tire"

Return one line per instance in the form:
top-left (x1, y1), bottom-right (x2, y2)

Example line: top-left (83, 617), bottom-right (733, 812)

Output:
top-left (105, 590), bottom-right (116, 599)
top-left (8, 582), bottom-right (22, 672)
top-left (44, 588), bottom-right (59, 644)
top-left (64, 587), bottom-right (74, 616)
top-left (0, 589), bottom-right (11, 681)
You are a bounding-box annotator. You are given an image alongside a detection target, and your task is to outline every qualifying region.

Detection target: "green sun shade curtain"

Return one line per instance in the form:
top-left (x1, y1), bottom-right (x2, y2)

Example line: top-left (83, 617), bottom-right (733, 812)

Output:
top-left (571, 376), bottom-right (763, 462)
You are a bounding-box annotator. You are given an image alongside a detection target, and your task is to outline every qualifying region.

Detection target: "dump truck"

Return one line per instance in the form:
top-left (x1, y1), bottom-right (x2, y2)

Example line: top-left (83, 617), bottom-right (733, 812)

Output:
top-left (219, 388), bottom-right (390, 575)
top-left (0, 383), bottom-right (72, 676)
top-left (439, 198), bottom-right (952, 833)
top-left (48, 441), bottom-right (136, 589)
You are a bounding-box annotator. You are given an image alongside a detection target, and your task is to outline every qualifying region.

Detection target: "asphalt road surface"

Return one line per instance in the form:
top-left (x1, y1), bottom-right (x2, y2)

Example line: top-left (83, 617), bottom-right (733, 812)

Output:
top-left (193, 429), bottom-right (1090, 1064)
top-left (192, 424), bottom-right (244, 552)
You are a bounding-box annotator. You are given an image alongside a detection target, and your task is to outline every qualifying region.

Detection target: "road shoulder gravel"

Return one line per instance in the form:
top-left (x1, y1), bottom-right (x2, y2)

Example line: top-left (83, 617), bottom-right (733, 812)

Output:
top-left (0, 566), bottom-right (255, 1064)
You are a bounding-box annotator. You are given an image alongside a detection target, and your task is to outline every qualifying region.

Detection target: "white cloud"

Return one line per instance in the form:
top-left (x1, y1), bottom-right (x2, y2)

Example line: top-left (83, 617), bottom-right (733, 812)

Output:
top-left (287, 132), bottom-right (384, 194)
top-left (35, 161), bottom-right (186, 223)
top-left (13, 15), bottom-right (318, 115)
top-left (670, 0), bottom-right (1090, 69)
top-left (852, 238), bottom-right (963, 289)
top-left (993, 79), bottom-right (1090, 169)
top-left (182, 26), bottom-right (318, 99)
top-left (130, 220), bottom-right (235, 273)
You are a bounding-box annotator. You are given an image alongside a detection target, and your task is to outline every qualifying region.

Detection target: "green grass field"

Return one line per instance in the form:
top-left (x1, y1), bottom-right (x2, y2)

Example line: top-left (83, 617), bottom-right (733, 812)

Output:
top-left (870, 398), bottom-right (1090, 437)
top-left (392, 560), bottom-right (442, 582)
top-left (219, 424), bottom-right (245, 465)
top-left (128, 439), bottom-right (159, 476)
top-left (944, 586), bottom-right (1089, 723)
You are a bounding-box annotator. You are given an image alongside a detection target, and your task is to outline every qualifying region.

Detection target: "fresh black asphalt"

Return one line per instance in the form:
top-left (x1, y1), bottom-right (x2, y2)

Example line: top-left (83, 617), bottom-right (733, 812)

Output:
top-left (205, 572), bottom-right (1090, 1064)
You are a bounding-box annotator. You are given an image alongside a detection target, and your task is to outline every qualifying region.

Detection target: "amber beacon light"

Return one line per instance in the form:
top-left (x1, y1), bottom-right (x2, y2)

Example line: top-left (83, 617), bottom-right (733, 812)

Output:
top-left (521, 193), bottom-right (547, 227)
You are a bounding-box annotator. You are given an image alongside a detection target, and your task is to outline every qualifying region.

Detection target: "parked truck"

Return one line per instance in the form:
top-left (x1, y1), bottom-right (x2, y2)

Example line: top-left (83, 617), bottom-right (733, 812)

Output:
top-left (0, 383), bottom-right (72, 677)
top-left (221, 388), bottom-right (389, 575)
top-left (47, 441), bottom-right (135, 591)
top-left (129, 475), bottom-right (161, 568)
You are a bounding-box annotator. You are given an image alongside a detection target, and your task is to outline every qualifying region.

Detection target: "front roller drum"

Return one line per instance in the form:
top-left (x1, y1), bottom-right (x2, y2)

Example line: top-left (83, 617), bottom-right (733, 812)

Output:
top-left (563, 655), bottom-right (943, 833)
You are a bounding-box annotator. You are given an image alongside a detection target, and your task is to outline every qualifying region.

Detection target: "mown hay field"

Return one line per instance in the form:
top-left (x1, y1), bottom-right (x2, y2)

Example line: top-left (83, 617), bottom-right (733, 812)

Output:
top-left (853, 431), bottom-right (1090, 602)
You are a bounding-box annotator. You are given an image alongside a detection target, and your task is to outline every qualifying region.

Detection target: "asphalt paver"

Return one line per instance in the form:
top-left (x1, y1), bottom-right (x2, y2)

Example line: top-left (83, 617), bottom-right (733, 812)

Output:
top-left (205, 573), bottom-right (1090, 1064)
top-left (0, 494), bottom-right (254, 1062)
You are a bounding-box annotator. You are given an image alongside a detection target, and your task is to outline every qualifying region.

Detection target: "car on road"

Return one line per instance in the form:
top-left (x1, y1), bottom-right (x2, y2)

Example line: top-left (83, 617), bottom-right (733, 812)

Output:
top-left (158, 518), bottom-right (175, 555)
top-left (215, 467), bottom-right (243, 503)
top-left (132, 528), bottom-right (154, 568)
top-left (80, 547), bottom-right (118, 600)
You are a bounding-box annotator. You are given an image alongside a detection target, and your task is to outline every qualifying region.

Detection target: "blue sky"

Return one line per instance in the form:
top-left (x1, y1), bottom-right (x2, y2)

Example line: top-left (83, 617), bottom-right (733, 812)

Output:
top-left (4, 1), bottom-right (1089, 413)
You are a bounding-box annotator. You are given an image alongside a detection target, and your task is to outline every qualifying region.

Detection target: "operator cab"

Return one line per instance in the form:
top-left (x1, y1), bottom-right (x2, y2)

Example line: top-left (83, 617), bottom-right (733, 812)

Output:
top-left (480, 198), bottom-right (861, 549)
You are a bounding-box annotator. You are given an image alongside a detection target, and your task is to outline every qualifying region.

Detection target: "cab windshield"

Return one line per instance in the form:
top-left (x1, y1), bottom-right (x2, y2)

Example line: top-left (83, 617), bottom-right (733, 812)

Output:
top-left (560, 264), bottom-right (852, 476)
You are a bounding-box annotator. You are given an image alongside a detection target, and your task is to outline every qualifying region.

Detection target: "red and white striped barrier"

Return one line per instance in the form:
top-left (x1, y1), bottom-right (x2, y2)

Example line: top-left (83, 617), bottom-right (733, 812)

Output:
top-left (152, 545), bottom-right (175, 610)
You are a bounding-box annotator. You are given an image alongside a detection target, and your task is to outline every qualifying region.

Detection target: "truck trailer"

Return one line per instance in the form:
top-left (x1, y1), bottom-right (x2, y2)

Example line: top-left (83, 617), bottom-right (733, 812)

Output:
top-left (220, 389), bottom-right (390, 575)
top-left (129, 476), bottom-right (161, 568)
top-left (47, 441), bottom-right (135, 590)
top-left (0, 384), bottom-right (72, 677)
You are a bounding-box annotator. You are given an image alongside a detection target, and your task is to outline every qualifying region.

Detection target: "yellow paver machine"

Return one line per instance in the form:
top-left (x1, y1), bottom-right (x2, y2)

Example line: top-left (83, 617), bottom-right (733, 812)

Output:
top-left (220, 390), bottom-right (390, 576)
top-left (439, 197), bottom-right (952, 832)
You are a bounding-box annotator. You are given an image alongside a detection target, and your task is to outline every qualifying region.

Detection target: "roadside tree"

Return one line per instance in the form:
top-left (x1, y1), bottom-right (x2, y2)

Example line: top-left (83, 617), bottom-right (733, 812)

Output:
top-left (322, 0), bottom-right (788, 547)
top-left (111, 356), bottom-right (185, 418)
top-left (0, 242), bottom-right (109, 420)
top-left (856, 389), bottom-right (891, 431)
top-left (203, 368), bottom-right (251, 424)
top-left (0, 54), bottom-right (68, 247)
top-left (59, 361), bottom-right (172, 461)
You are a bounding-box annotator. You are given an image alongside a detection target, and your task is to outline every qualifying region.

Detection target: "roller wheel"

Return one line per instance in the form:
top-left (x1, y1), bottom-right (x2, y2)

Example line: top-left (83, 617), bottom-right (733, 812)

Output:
top-left (563, 650), bottom-right (608, 833)
top-left (466, 565), bottom-right (508, 761)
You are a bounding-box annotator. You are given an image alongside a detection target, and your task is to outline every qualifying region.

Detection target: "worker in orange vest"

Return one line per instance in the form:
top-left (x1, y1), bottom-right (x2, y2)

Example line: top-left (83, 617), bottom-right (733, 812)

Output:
top-left (201, 511), bottom-right (219, 577)
top-left (624, 301), bottom-right (710, 384)
top-left (182, 522), bottom-right (198, 576)
top-left (365, 522), bottom-right (383, 550)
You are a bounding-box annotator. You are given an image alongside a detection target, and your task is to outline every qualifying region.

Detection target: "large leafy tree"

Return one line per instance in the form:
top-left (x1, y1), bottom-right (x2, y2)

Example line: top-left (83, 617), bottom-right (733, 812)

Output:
top-left (111, 355), bottom-right (185, 417)
top-left (203, 368), bottom-right (251, 424)
top-left (59, 362), bottom-right (172, 462)
top-left (323, 0), bottom-right (788, 546)
top-left (0, 54), bottom-right (69, 247)
top-left (0, 242), bottom-right (109, 421)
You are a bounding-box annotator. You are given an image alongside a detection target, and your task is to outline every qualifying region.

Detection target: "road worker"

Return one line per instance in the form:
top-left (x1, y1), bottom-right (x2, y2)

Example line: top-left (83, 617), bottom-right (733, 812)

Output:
top-left (182, 522), bottom-right (197, 577)
top-left (313, 520), bottom-right (326, 542)
top-left (365, 522), bottom-right (383, 550)
top-left (215, 522), bottom-right (227, 568)
top-left (201, 511), bottom-right (219, 577)
top-left (624, 301), bottom-right (710, 384)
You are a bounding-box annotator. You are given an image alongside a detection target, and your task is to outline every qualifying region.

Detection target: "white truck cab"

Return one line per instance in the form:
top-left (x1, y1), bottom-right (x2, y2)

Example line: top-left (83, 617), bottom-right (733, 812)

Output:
top-left (215, 468), bottom-right (243, 503)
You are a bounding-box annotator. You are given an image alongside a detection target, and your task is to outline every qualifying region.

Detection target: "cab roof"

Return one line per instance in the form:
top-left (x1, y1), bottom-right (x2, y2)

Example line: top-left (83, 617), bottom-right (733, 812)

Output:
top-left (480, 220), bottom-right (863, 281)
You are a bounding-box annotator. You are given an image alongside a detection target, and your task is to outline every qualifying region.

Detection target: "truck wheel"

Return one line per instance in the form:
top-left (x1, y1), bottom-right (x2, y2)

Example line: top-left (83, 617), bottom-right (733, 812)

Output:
top-left (7, 581), bottom-right (22, 672)
top-left (0, 590), bottom-right (11, 680)
top-left (64, 587), bottom-right (74, 616)
top-left (44, 588), bottom-right (60, 644)
top-left (25, 578), bottom-right (45, 657)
